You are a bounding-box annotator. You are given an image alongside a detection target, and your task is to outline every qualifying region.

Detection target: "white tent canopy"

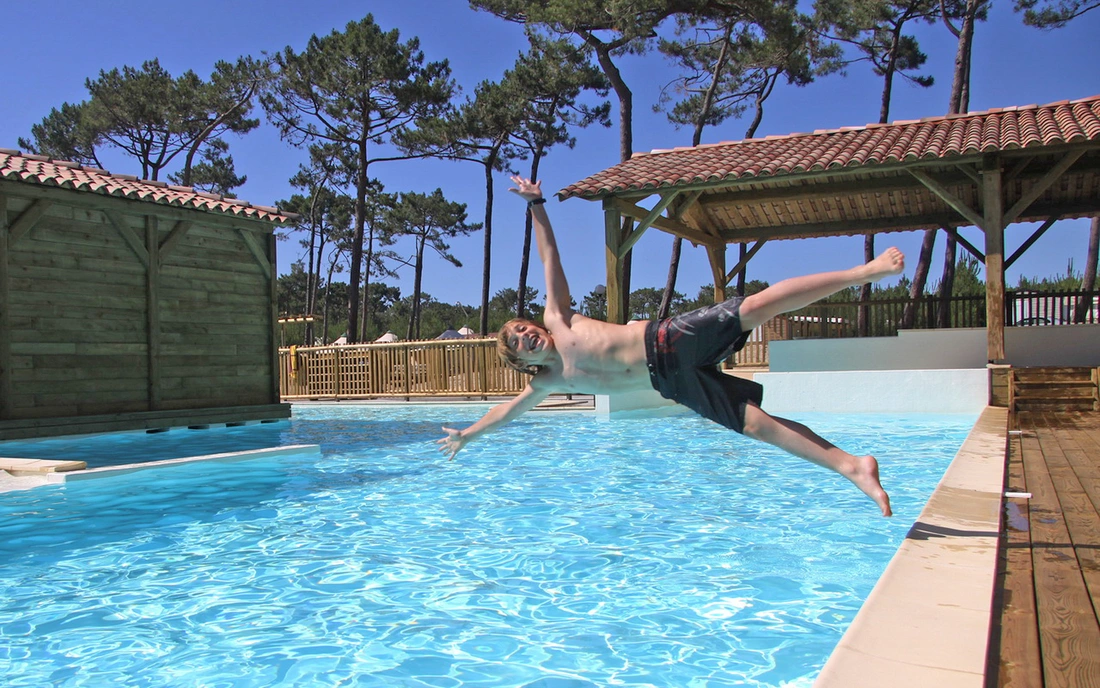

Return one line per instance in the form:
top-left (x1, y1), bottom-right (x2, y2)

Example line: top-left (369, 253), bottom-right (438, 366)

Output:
top-left (375, 331), bottom-right (399, 343)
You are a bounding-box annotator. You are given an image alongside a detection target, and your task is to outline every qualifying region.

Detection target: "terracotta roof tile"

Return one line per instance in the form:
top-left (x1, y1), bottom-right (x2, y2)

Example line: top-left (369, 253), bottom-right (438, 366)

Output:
top-left (560, 95), bottom-right (1100, 199)
top-left (0, 150), bottom-right (292, 223)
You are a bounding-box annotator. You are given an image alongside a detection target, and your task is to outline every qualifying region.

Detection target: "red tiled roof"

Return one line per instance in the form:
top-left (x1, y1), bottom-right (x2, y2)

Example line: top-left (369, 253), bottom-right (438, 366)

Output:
top-left (560, 95), bottom-right (1100, 199)
top-left (0, 149), bottom-right (292, 223)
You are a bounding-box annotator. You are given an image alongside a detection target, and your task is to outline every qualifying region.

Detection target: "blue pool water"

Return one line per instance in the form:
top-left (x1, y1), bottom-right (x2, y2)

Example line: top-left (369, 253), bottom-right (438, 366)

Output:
top-left (0, 405), bottom-right (976, 687)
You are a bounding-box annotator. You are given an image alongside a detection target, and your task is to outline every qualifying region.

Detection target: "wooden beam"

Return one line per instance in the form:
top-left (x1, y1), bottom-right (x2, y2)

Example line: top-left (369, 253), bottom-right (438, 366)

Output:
top-left (102, 209), bottom-right (149, 268)
top-left (1003, 156), bottom-right (1032, 185)
top-left (603, 201), bottom-right (626, 325)
top-left (239, 228), bottom-right (272, 279)
top-left (945, 227), bottom-right (985, 263)
top-left (725, 240), bottom-right (766, 284)
top-left (0, 193), bottom-right (10, 419)
top-left (1003, 150), bottom-right (1085, 226)
top-left (7, 198), bottom-right (53, 246)
top-left (611, 198), bottom-right (723, 249)
top-left (616, 191), bottom-right (681, 259)
top-left (707, 244), bottom-right (727, 301)
top-left (158, 219), bottom-right (193, 263)
top-left (955, 162), bottom-right (982, 185)
top-left (909, 168), bottom-right (986, 230)
top-left (703, 170), bottom-right (973, 207)
top-left (672, 190), bottom-right (704, 219)
top-left (982, 155), bottom-right (1006, 363)
top-left (145, 216), bottom-right (162, 410)
top-left (1005, 215), bottom-right (1060, 270)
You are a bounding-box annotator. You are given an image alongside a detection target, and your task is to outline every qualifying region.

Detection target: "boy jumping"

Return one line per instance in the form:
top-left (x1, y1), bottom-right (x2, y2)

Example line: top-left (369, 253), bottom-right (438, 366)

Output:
top-left (437, 177), bottom-right (904, 516)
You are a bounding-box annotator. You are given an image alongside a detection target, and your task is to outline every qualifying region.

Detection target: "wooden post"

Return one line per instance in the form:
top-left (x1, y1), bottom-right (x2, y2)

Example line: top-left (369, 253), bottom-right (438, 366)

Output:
top-left (707, 245), bottom-right (728, 304)
top-left (145, 215), bottom-right (162, 411)
top-left (603, 200), bottom-right (626, 324)
top-left (982, 155), bottom-right (1006, 363)
top-left (0, 193), bottom-right (10, 420)
top-left (267, 232), bottom-right (280, 404)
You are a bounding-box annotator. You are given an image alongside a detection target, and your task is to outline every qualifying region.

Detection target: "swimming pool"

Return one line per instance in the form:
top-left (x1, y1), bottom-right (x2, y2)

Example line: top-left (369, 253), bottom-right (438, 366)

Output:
top-left (0, 405), bottom-right (975, 687)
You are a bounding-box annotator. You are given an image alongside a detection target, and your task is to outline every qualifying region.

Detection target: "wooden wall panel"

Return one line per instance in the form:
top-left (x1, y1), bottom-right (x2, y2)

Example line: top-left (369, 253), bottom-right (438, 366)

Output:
top-left (1, 185), bottom-right (281, 428)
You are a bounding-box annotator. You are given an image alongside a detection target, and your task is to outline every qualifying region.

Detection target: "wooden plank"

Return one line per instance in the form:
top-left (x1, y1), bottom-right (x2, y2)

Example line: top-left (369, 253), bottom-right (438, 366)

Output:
top-left (10, 267), bottom-right (145, 290)
top-left (10, 249), bottom-right (147, 276)
top-left (23, 217), bottom-right (132, 252)
top-left (0, 192), bottom-right (10, 419)
top-left (7, 198), bottom-right (53, 245)
top-left (11, 289), bottom-right (147, 311)
top-left (995, 430), bottom-right (1043, 688)
top-left (102, 208), bottom-right (149, 267)
top-left (267, 232), bottom-right (279, 403)
top-left (146, 215), bottom-right (161, 411)
top-left (1003, 150), bottom-right (1085, 226)
top-left (157, 219), bottom-right (193, 264)
top-left (1048, 419), bottom-right (1100, 611)
top-left (235, 228), bottom-right (272, 279)
top-left (1025, 421), bottom-right (1100, 687)
top-left (1005, 215), bottom-right (1059, 271)
top-left (909, 168), bottom-right (986, 229)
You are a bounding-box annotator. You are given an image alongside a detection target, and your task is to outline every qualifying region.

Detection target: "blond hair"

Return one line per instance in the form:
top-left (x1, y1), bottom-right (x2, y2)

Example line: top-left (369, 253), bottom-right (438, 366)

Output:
top-left (496, 318), bottom-right (542, 376)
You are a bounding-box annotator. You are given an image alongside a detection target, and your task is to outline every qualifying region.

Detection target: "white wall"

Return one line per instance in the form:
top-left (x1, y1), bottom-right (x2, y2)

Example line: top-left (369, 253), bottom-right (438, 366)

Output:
top-left (754, 369), bottom-right (989, 413)
top-left (770, 325), bottom-right (1100, 372)
top-left (596, 325), bottom-right (1098, 416)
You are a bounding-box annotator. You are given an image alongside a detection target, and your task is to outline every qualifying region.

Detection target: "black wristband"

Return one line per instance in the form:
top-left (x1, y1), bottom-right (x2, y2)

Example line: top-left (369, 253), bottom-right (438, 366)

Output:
top-left (528, 197), bottom-right (547, 206)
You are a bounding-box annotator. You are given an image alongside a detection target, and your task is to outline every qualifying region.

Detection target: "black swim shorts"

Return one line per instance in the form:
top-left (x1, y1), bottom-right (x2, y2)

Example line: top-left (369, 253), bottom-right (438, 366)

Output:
top-left (643, 298), bottom-right (764, 434)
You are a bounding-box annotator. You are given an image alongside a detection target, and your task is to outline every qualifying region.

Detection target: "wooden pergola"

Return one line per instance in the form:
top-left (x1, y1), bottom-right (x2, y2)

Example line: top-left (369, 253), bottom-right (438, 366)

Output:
top-left (560, 96), bottom-right (1100, 363)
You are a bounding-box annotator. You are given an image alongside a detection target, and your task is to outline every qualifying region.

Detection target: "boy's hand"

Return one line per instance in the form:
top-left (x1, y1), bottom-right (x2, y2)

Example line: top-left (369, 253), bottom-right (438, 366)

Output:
top-left (436, 426), bottom-right (467, 460)
top-left (508, 175), bottom-right (543, 204)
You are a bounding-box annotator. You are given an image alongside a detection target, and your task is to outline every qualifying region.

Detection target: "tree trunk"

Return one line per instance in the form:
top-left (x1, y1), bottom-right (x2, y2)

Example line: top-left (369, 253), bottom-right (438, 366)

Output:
top-left (517, 152), bottom-right (543, 320)
top-left (925, 0), bottom-right (979, 328)
top-left (348, 134), bottom-right (369, 343)
top-left (902, 230), bottom-right (937, 328)
top-left (859, 236), bottom-right (874, 335)
top-left (657, 236), bottom-right (682, 319)
top-left (1073, 216), bottom-right (1099, 322)
top-left (408, 235), bottom-right (427, 341)
top-left (936, 232), bottom-right (957, 328)
top-left (480, 154), bottom-right (496, 336)
top-left (736, 243), bottom-right (747, 296)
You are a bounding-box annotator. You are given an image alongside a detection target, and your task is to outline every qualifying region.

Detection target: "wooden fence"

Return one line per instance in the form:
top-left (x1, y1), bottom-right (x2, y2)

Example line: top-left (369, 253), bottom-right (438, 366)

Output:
top-left (279, 338), bottom-right (528, 400)
top-left (279, 290), bottom-right (1098, 400)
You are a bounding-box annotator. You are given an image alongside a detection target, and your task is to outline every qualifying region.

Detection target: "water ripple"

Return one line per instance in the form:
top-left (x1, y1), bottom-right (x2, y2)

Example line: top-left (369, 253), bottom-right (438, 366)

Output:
top-left (0, 407), bottom-right (975, 687)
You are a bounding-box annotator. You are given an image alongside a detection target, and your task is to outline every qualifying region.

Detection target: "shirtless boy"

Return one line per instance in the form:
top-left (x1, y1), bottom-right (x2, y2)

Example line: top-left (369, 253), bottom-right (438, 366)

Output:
top-left (437, 176), bottom-right (904, 517)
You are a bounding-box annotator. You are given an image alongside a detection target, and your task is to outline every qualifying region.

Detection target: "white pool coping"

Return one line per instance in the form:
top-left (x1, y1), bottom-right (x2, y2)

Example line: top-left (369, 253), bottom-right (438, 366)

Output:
top-left (44, 444), bottom-right (321, 483)
top-left (814, 406), bottom-right (1007, 687)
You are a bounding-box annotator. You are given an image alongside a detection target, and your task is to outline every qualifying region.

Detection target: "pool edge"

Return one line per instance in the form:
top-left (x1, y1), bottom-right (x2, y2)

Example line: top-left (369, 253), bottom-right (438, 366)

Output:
top-left (45, 444), bottom-right (322, 483)
top-left (813, 405), bottom-right (1007, 688)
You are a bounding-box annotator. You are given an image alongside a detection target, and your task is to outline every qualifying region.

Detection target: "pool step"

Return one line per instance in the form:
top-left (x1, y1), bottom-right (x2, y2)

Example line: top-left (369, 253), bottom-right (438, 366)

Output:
top-left (1010, 367), bottom-right (1100, 412)
top-left (0, 457), bottom-right (87, 476)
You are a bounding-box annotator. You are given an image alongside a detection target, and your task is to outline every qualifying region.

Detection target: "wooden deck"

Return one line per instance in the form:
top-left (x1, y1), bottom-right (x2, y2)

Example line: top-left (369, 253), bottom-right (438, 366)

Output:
top-left (989, 409), bottom-right (1100, 687)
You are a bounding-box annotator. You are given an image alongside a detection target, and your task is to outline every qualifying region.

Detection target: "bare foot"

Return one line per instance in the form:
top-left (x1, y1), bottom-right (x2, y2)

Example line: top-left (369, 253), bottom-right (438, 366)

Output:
top-left (851, 455), bottom-right (892, 517)
top-left (864, 247), bottom-right (905, 283)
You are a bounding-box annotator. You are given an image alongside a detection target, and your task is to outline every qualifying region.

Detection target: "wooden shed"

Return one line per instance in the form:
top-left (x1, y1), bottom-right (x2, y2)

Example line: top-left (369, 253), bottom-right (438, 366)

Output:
top-left (0, 150), bottom-right (292, 440)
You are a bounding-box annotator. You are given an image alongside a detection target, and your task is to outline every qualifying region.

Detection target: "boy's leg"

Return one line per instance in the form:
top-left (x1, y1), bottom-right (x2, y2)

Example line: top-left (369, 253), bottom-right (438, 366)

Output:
top-left (741, 404), bottom-right (892, 517)
top-left (738, 247), bottom-right (904, 330)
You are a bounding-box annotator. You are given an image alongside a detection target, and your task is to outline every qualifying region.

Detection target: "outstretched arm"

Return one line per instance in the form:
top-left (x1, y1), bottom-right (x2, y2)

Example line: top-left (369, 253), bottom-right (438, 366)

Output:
top-left (509, 176), bottom-right (571, 318)
top-left (437, 381), bottom-right (551, 460)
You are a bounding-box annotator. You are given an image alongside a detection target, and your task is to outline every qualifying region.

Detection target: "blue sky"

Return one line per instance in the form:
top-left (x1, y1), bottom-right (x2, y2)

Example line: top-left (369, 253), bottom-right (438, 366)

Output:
top-left (2, 1), bottom-right (1098, 308)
